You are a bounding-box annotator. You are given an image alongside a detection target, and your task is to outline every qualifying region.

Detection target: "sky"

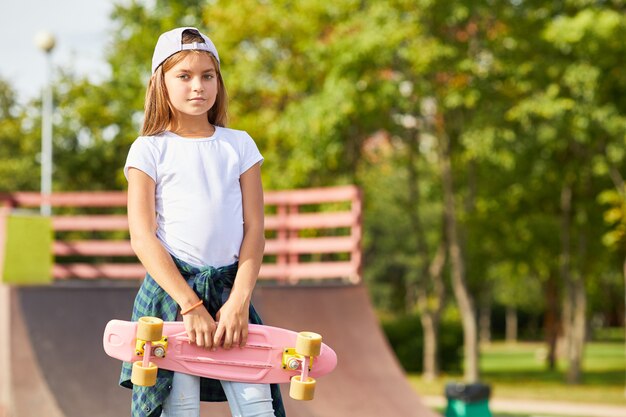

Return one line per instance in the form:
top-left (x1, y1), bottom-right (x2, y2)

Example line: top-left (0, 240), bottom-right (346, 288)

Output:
top-left (0, 0), bottom-right (114, 103)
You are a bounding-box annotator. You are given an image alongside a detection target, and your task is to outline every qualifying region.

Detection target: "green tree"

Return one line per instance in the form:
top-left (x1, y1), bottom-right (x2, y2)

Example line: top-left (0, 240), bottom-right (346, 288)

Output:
top-left (502, 2), bottom-right (626, 383)
top-left (0, 78), bottom-right (39, 191)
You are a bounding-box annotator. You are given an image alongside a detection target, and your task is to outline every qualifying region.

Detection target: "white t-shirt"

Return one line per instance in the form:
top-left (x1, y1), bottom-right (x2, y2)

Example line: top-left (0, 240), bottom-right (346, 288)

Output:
top-left (124, 127), bottom-right (263, 268)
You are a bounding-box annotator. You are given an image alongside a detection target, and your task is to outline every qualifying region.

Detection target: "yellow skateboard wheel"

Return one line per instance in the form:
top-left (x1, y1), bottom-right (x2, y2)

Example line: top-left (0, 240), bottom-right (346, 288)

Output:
top-left (295, 332), bottom-right (322, 357)
top-left (289, 375), bottom-right (316, 400)
top-left (131, 361), bottom-right (158, 386)
top-left (137, 317), bottom-right (163, 342)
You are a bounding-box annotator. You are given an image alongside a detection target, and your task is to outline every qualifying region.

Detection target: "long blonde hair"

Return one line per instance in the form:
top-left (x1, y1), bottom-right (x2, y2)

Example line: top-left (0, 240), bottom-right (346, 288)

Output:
top-left (141, 29), bottom-right (228, 136)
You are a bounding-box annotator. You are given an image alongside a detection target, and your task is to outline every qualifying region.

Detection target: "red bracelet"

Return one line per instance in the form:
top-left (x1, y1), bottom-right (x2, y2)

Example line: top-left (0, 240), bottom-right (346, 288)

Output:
top-left (181, 300), bottom-right (204, 315)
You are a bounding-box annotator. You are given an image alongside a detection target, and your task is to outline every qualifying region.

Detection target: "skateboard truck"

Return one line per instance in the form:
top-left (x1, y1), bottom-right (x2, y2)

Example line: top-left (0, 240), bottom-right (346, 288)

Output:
top-left (282, 348), bottom-right (314, 371)
top-left (135, 336), bottom-right (168, 358)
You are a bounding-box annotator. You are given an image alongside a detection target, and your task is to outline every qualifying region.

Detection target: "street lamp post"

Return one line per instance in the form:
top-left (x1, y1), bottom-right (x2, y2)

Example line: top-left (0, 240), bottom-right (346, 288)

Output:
top-left (34, 31), bottom-right (56, 216)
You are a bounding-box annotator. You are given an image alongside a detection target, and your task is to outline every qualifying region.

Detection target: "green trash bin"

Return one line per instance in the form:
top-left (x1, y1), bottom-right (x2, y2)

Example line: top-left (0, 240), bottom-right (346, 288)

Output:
top-left (445, 382), bottom-right (492, 417)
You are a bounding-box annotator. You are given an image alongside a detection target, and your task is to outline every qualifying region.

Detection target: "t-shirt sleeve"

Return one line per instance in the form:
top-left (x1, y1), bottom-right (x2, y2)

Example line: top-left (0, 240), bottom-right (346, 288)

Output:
top-left (239, 132), bottom-right (264, 175)
top-left (124, 137), bottom-right (158, 182)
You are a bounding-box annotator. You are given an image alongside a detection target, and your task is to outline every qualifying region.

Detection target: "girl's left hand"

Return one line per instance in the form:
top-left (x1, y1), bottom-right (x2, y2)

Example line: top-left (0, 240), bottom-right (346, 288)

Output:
top-left (214, 297), bottom-right (250, 349)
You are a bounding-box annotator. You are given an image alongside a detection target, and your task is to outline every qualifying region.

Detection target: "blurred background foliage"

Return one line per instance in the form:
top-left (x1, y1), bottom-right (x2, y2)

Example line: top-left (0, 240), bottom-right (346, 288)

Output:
top-left (1, 0), bottom-right (625, 381)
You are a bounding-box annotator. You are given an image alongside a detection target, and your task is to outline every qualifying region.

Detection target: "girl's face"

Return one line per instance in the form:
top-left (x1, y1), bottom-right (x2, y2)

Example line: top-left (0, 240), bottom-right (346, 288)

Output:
top-left (163, 52), bottom-right (218, 122)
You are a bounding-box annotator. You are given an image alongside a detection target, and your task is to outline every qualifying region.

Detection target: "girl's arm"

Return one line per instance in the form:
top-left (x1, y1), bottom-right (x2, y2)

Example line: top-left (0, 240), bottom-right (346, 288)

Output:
top-left (214, 162), bottom-right (265, 349)
top-left (127, 167), bottom-right (218, 349)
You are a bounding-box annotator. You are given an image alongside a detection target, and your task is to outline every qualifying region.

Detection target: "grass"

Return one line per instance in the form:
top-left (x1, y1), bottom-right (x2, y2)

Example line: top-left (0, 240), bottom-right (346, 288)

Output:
top-left (409, 340), bottom-right (626, 406)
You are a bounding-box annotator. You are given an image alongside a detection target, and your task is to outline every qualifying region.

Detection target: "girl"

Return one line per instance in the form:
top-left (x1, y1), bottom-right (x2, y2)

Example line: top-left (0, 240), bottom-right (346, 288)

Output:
top-left (119, 27), bottom-right (285, 417)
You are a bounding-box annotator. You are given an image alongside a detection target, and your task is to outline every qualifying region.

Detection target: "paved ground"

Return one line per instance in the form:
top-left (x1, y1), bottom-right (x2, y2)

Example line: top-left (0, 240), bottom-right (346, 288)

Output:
top-left (423, 395), bottom-right (626, 417)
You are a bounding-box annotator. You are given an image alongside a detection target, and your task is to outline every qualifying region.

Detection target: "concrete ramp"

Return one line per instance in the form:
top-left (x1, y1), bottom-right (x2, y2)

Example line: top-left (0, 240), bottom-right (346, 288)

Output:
top-left (253, 284), bottom-right (439, 417)
top-left (0, 283), bottom-right (436, 417)
top-left (1, 283), bottom-right (135, 417)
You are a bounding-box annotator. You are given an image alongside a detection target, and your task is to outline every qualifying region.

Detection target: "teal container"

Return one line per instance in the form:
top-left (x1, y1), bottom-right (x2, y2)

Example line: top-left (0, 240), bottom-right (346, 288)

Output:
top-left (445, 383), bottom-right (492, 417)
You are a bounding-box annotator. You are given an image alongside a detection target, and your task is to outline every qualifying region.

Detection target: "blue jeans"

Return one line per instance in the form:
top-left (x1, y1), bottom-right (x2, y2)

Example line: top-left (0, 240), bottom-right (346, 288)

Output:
top-left (161, 372), bottom-right (275, 417)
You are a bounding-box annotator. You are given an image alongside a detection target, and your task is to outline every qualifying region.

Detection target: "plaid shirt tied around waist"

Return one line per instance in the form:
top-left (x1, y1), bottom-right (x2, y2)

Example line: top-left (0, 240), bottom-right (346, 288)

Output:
top-left (119, 256), bottom-right (286, 417)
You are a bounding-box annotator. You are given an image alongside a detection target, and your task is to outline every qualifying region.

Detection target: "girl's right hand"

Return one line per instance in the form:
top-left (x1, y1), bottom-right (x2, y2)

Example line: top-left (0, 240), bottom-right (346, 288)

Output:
top-left (182, 306), bottom-right (218, 349)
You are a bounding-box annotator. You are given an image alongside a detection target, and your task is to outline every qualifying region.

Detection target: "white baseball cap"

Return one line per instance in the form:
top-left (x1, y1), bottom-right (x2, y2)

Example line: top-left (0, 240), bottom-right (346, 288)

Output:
top-left (151, 27), bottom-right (220, 74)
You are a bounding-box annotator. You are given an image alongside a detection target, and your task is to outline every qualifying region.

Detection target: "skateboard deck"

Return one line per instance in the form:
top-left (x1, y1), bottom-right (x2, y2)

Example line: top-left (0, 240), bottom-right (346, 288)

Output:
top-left (103, 317), bottom-right (337, 400)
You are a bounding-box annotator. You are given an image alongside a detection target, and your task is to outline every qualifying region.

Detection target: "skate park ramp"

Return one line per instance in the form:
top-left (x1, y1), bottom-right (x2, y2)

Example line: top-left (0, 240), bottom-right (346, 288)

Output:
top-left (1, 282), bottom-right (438, 417)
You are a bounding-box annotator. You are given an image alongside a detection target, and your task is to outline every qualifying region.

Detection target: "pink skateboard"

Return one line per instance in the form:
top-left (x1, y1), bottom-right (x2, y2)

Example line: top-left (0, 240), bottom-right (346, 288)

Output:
top-left (103, 317), bottom-right (337, 400)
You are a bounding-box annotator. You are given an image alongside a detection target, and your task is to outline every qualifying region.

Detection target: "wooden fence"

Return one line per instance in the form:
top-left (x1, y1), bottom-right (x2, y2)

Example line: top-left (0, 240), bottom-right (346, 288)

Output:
top-left (0, 186), bottom-right (362, 284)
